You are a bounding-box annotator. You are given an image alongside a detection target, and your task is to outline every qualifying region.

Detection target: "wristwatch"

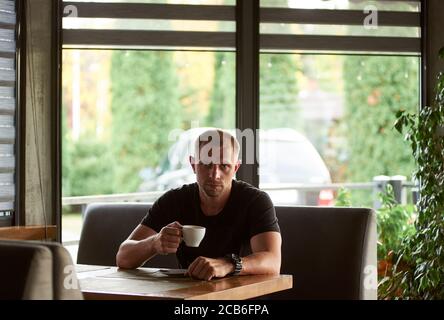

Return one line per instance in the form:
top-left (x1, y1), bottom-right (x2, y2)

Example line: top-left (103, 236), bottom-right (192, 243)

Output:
top-left (225, 253), bottom-right (242, 275)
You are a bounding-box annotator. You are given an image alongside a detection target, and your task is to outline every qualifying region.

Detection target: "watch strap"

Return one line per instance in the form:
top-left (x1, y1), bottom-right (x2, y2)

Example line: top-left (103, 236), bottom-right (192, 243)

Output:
top-left (225, 253), bottom-right (242, 275)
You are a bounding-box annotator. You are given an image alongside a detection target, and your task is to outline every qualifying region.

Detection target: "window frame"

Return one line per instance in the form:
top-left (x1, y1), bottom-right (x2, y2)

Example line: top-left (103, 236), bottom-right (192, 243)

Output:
top-left (15, 0), bottom-right (25, 227)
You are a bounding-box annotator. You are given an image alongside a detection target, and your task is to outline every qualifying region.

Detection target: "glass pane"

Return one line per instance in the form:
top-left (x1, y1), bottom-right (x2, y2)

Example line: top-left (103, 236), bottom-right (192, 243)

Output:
top-left (62, 49), bottom-right (235, 243)
top-left (259, 53), bottom-right (419, 207)
top-left (63, 18), bottom-right (235, 32)
top-left (260, 23), bottom-right (420, 38)
top-left (260, 0), bottom-right (420, 12)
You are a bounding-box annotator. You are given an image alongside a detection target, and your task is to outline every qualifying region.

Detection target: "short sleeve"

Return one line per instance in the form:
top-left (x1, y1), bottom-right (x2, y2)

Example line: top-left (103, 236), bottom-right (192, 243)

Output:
top-left (140, 190), bottom-right (179, 233)
top-left (247, 191), bottom-right (280, 239)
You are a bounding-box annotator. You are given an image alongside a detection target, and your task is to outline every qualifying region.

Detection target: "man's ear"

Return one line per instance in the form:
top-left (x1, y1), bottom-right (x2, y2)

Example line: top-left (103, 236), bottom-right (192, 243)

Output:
top-left (234, 160), bottom-right (241, 173)
top-left (189, 156), bottom-right (197, 174)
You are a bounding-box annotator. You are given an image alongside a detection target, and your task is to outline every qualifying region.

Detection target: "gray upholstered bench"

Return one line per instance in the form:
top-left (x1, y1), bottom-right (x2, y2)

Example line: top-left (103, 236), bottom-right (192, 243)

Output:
top-left (78, 203), bottom-right (376, 300)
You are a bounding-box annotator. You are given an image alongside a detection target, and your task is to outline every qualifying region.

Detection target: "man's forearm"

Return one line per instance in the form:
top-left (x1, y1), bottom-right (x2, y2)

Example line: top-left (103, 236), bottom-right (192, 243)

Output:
top-left (116, 236), bottom-right (158, 269)
top-left (240, 251), bottom-right (281, 276)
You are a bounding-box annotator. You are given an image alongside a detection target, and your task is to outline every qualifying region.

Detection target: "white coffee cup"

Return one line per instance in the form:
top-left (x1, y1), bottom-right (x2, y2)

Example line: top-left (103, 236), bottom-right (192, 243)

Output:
top-left (182, 225), bottom-right (206, 247)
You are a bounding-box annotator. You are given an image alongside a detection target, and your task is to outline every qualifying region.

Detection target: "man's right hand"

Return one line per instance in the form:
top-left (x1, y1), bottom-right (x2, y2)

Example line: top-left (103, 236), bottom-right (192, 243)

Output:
top-left (153, 221), bottom-right (183, 255)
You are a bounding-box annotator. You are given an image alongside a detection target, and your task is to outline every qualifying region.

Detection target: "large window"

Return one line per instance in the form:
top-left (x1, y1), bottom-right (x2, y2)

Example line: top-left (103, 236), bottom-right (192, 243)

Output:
top-left (61, 0), bottom-right (421, 252)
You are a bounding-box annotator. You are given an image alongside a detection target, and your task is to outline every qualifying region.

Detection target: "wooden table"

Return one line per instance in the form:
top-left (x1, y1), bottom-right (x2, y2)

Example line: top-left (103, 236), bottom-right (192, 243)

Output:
top-left (76, 265), bottom-right (292, 300)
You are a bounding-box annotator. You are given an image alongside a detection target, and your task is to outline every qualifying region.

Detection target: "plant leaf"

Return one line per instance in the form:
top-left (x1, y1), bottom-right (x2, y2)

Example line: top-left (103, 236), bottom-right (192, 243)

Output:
top-left (439, 46), bottom-right (444, 60)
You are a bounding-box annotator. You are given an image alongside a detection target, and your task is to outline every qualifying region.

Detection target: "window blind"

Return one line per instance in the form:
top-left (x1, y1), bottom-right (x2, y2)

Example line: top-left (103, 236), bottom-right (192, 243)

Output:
top-left (259, 0), bottom-right (421, 54)
top-left (62, 1), bottom-right (421, 54)
top-left (0, 0), bottom-right (16, 226)
top-left (62, 1), bottom-right (236, 49)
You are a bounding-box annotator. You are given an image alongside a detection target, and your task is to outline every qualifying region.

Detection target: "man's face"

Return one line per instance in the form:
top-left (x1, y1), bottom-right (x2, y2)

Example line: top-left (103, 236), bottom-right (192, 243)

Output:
top-left (190, 144), bottom-right (240, 198)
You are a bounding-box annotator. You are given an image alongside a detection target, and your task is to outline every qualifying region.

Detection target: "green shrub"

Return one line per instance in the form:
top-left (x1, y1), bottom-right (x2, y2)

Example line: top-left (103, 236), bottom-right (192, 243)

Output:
top-left (66, 137), bottom-right (115, 196)
top-left (376, 185), bottom-right (416, 260)
top-left (334, 187), bottom-right (352, 207)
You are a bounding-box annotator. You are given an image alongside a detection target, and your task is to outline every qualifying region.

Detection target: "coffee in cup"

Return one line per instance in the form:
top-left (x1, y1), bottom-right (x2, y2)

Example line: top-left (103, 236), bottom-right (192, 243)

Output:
top-left (182, 225), bottom-right (206, 247)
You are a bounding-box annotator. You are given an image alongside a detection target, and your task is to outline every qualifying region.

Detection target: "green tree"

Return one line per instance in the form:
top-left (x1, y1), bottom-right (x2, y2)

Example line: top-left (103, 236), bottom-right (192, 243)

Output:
top-left (61, 106), bottom-right (72, 197)
top-left (206, 52), bottom-right (235, 128)
top-left (343, 56), bottom-right (418, 183)
top-left (207, 53), bottom-right (300, 130)
top-left (110, 51), bottom-right (181, 193)
top-left (68, 136), bottom-right (115, 196)
top-left (260, 54), bottom-right (300, 130)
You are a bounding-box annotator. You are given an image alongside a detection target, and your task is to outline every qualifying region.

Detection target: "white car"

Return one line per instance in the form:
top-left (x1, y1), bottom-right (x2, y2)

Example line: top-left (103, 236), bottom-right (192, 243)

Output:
top-left (139, 128), bottom-right (333, 206)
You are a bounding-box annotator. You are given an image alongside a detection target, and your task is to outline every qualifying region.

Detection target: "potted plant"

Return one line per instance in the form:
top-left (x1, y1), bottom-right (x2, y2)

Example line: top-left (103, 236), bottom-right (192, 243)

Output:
top-left (379, 47), bottom-right (444, 299)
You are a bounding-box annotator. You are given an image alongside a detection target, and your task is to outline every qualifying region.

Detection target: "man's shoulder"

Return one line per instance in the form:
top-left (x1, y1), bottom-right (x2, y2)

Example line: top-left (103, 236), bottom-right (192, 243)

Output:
top-left (171, 182), bottom-right (197, 194)
top-left (231, 180), bottom-right (275, 217)
top-left (157, 183), bottom-right (197, 202)
top-left (232, 180), bottom-right (270, 200)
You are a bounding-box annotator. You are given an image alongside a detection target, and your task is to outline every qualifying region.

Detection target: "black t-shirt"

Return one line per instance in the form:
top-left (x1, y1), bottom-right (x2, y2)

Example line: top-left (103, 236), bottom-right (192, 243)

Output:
top-left (141, 180), bottom-right (280, 268)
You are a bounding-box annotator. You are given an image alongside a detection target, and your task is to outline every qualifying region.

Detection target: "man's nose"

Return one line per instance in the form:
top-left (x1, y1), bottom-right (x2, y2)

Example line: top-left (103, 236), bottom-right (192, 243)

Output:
top-left (210, 164), bottom-right (221, 179)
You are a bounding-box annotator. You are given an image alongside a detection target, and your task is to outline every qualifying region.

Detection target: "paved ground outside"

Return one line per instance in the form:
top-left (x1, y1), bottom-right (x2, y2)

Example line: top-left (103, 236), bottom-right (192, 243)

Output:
top-left (62, 213), bottom-right (82, 262)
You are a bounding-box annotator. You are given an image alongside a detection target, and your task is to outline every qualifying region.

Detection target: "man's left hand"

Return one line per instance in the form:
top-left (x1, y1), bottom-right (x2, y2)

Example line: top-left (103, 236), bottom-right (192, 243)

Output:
top-left (186, 256), bottom-right (234, 281)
